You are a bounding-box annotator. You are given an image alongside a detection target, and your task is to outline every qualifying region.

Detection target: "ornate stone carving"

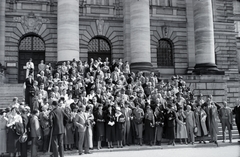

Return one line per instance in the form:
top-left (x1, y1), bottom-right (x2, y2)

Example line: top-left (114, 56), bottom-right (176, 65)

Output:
top-left (96, 19), bottom-right (104, 35)
top-left (162, 25), bottom-right (168, 37)
top-left (13, 12), bottom-right (48, 33)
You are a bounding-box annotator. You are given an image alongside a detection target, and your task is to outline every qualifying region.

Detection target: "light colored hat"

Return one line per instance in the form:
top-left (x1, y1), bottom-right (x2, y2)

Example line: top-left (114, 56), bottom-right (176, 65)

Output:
top-left (116, 106), bottom-right (121, 111)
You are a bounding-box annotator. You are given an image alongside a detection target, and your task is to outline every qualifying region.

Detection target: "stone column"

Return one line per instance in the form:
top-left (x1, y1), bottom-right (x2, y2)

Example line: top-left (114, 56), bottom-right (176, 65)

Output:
top-left (130, 0), bottom-right (152, 71)
top-left (193, 0), bottom-right (223, 74)
top-left (57, 0), bottom-right (79, 61)
top-left (186, 0), bottom-right (195, 74)
top-left (0, 0), bottom-right (6, 65)
top-left (123, 0), bottom-right (130, 62)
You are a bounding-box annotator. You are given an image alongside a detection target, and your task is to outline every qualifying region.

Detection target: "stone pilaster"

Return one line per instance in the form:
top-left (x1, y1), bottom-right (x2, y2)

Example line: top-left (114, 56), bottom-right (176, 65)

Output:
top-left (0, 0), bottom-right (6, 65)
top-left (130, 0), bottom-right (152, 71)
top-left (57, 0), bottom-right (79, 62)
top-left (193, 0), bottom-right (224, 75)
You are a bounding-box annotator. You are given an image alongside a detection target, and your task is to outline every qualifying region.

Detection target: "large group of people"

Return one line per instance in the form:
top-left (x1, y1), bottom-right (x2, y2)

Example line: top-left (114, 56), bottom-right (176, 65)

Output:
top-left (0, 57), bottom-right (240, 157)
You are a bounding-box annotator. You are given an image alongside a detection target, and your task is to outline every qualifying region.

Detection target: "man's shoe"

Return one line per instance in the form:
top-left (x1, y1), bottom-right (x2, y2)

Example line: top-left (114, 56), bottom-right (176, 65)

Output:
top-left (85, 152), bottom-right (92, 154)
top-left (214, 141), bottom-right (218, 147)
top-left (79, 153), bottom-right (83, 155)
top-left (222, 140), bottom-right (225, 143)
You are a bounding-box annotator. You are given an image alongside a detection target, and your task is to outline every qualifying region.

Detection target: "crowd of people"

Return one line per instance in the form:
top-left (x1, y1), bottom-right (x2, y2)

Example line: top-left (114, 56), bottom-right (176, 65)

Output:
top-left (0, 57), bottom-right (240, 157)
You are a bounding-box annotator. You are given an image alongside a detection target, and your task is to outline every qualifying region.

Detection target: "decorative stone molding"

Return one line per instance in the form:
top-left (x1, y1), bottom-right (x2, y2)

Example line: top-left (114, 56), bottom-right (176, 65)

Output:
top-left (13, 12), bottom-right (48, 34)
top-left (96, 19), bottom-right (104, 35)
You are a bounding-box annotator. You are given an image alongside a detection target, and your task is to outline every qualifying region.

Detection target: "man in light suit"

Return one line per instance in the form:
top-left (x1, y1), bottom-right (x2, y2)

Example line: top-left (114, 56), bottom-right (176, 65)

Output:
top-left (49, 100), bottom-right (69, 157)
top-left (30, 109), bottom-right (41, 157)
top-left (219, 101), bottom-right (233, 143)
top-left (185, 105), bottom-right (196, 144)
top-left (74, 105), bottom-right (91, 155)
top-left (203, 95), bottom-right (219, 146)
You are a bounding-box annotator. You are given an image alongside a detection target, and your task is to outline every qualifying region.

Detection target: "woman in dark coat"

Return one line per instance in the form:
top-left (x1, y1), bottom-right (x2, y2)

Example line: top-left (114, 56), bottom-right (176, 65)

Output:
top-left (105, 105), bottom-right (115, 148)
top-left (144, 105), bottom-right (155, 146)
top-left (94, 104), bottom-right (105, 150)
top-left (64, 106), bottom-right (74, 150)
top-left (25, 73), bottom-right (34, 109)
top-left (165, 104), bottom-right (177, 146)
top-left (154, 103), bottom-right (165, 145)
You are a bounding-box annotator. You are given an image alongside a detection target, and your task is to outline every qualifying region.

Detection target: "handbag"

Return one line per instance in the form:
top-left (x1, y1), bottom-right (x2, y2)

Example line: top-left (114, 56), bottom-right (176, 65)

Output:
top-left (194, 126), bottom-right (198, 134)
top-left (19, 132), bottom-right (28, 143)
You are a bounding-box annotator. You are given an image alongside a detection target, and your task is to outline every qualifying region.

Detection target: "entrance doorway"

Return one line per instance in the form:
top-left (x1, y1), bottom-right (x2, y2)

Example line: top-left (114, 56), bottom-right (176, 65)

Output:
top-left (18, 35), bottom-right (45, 83)
top-left (88, 37), bottom-right (111, 64)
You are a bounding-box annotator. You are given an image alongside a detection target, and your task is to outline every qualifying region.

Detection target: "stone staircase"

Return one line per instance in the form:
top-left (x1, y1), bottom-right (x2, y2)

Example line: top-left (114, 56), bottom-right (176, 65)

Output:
top-left (0, 84), bottom-right (24, 108)
top-left (217, 119), bottom-right (239, 140)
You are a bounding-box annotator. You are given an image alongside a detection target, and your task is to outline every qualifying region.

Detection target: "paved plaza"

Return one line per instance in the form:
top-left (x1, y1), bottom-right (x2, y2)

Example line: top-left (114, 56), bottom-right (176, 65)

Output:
top-left (65, 145), bottom-right (240, 157)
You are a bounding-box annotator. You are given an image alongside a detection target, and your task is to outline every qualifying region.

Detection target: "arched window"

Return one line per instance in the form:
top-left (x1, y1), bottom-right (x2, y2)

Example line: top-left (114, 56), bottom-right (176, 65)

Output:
top-left (18, 35), bottom-right (45, 83)
top-left (88, 37), bottom-right (111, 63)
top-left (157, 39), bottom-right (173, 66)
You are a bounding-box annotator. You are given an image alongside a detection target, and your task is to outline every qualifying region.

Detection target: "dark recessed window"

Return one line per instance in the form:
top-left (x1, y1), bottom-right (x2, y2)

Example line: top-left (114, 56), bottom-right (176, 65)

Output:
top-left (157, 39), bottom-right (173, 67)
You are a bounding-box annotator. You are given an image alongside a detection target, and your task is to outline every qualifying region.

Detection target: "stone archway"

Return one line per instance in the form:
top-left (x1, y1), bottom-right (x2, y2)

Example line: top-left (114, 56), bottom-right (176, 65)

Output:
top-left (88, 37), bottom-right (111, 63)
top-left (18, 34), bottom-right (45, 83)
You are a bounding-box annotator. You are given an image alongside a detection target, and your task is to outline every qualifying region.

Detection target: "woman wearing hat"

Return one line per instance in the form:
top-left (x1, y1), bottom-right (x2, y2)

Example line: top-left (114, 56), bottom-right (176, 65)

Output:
top-left (176, 107), bottom-right (188, 145)
top-left (115, 106), bottom-right (125, 148)
top-left (144, 105), bottom-right (155, 146)
top-left (105, 105), bottom-right (115, 148)
top-left (195, 104), bottom-right (208, 144)
top-left (132, 103), bottom-right (144, 146)
top-left (6, 107), bottom-right (23, 157)
top-left (165, 102), bottom-right (177, 146)
top-left (94, 104), bottom-right (105, 150)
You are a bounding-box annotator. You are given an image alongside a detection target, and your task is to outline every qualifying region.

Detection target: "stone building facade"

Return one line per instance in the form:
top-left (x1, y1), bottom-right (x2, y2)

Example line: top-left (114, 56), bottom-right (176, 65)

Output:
top-left (0, 0), bottom-right (240, 107)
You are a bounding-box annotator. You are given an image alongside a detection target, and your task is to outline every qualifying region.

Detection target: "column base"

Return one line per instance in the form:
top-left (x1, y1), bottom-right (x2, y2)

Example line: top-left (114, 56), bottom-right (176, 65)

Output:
top-left (193, 63), bottom-right (225, 75)
top-left (130, 62), bottom-right (153, 72)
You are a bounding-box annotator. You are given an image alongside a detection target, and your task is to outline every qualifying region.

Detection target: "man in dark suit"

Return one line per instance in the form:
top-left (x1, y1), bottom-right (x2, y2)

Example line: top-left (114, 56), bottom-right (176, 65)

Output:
top-left (49, 100), bottom-right (69, 157)
top-left (20, 107), bottom-right (29, 157)
top-left (25, 73), bottom-right (34, 108)
top-left (30, 109), bottom-right (41, 157)
top-left (233, 99), bottom-right (240, 143)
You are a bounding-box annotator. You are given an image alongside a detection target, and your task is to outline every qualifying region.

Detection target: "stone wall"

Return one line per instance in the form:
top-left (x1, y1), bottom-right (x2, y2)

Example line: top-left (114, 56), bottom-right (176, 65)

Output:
top-left (5, 1), bottom-right (57, 83)
top-left (212, 0), bottom-right (240, 107)
top-left (185, 75), bottom-right (228, 106)
top-left (150, 0), bottom-right (188, 75)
